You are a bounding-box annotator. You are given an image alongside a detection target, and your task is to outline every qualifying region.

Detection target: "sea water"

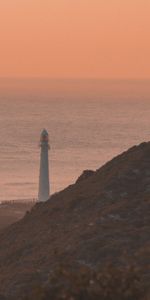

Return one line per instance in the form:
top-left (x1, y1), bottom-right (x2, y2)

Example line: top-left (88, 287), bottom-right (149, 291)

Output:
top-left (0, 79), bottom-right (150, 201)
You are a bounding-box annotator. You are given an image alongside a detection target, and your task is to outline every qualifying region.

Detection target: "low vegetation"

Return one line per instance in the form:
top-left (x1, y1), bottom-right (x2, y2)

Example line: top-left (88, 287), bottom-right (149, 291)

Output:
top-left (23, 264), bottom-right (148, 300)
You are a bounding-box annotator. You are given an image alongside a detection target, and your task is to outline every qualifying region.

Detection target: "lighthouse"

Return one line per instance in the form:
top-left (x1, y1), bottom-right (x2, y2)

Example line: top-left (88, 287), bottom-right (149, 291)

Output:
top-left (38, 129), bottom-right (50, 202)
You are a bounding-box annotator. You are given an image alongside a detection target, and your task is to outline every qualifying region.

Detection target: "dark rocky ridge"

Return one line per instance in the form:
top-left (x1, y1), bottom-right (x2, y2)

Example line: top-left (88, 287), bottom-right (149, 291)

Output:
top-left (0, 142), bottom-right (149, 298)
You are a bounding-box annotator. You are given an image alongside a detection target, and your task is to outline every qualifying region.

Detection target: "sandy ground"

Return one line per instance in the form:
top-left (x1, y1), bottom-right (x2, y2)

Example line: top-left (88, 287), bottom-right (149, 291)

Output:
top-left (0, 202), bottom-right (35, 230)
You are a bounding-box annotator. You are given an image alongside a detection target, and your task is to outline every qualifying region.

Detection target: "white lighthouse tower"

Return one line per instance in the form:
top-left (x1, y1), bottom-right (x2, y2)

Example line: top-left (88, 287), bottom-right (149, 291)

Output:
top-left (38, 129), bottom-right (50, 202)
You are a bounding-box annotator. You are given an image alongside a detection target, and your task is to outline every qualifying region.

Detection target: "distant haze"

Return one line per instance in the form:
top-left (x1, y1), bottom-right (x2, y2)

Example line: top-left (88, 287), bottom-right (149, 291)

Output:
top-left (0, 0), bottom-right (150, 79)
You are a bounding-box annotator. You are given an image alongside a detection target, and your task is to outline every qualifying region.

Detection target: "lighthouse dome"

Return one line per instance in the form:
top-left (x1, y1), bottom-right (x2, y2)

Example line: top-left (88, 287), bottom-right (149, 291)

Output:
top-left (41, 129), bottom-right (48, 136)
top-left (40, 129), bottom-right (49, 143)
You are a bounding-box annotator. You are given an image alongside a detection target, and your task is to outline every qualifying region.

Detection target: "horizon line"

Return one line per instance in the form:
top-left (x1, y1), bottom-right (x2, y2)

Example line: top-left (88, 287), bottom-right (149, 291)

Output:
top-left (0, 77), bottom-right (150, 81)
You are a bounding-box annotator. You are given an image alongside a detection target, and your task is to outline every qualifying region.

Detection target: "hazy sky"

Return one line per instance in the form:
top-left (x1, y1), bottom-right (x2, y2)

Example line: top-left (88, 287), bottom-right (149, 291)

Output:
top-left (0, 0), bottom-right (150, 79)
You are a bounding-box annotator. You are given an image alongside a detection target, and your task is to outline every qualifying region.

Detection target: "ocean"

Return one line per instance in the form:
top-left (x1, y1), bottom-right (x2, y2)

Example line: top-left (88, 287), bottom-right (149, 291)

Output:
top-left (0, 78), bottom-right (150, 201)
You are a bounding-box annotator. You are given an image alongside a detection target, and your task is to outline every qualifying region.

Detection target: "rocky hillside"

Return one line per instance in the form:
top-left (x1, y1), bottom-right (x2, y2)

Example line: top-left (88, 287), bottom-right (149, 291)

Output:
top-left (0, 142), bottom-right (149, 298)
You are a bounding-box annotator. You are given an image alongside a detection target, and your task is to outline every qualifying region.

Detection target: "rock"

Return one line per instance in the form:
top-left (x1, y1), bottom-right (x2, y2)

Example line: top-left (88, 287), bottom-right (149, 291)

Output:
top-left (76, 170), bottom-right (95, 183)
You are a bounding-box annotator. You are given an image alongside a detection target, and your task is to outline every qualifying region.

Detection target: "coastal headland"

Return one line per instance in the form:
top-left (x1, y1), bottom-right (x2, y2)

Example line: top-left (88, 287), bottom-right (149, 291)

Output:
top-left (0, 142), bottom-right (149, 299)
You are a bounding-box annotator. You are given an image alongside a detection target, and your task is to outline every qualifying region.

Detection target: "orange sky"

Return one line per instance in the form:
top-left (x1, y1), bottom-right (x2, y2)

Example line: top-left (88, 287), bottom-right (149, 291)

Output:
top-left (0, 0), bottom-right (150, 79)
